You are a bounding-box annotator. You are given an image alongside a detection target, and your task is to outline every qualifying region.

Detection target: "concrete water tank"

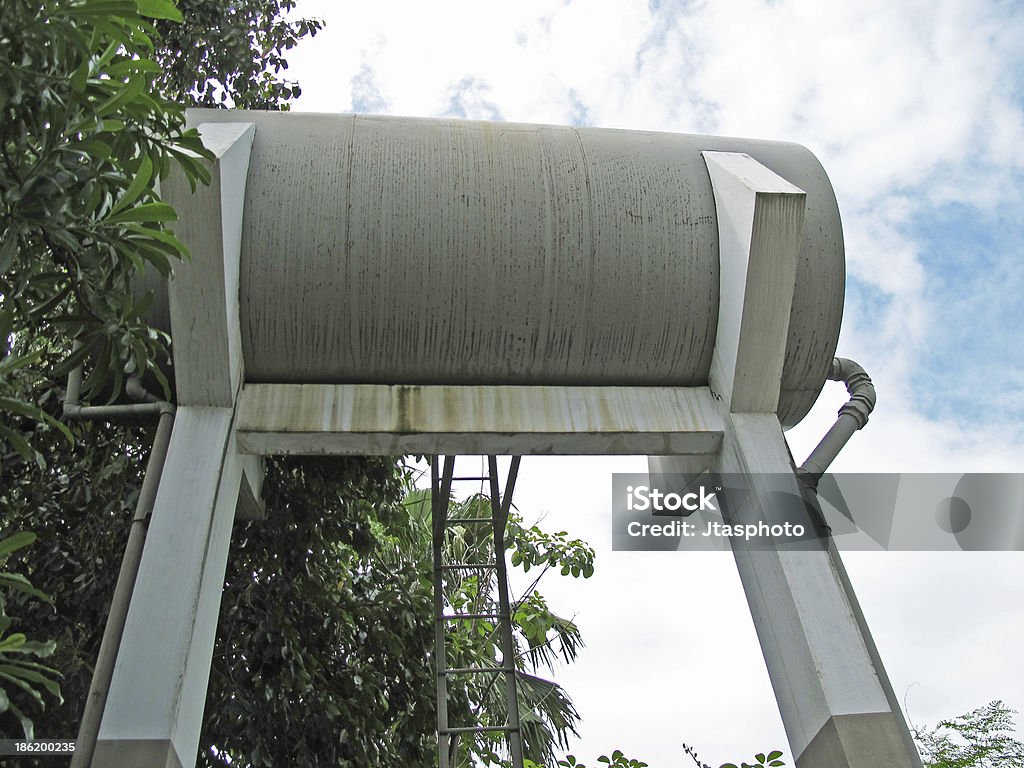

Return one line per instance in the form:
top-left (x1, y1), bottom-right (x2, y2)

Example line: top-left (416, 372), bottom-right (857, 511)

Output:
top-left (183, 109), bottom-right (844, 427)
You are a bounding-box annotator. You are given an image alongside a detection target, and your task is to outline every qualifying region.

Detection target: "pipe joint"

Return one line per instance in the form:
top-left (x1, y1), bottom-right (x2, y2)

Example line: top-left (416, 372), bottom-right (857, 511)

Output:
top-left (798, 357), bottom-right (877, 481)
top-left (126, 375), bottom-right (161, 404)
top-left (830, 358), bottom-right (876, 428)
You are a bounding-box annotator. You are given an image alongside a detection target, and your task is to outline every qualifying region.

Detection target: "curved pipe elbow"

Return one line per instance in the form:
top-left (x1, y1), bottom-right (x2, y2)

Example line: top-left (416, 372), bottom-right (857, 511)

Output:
top-left (798, 357), bottom-right (876, 483)
top-left (831, 357), bottom-right (876, 428)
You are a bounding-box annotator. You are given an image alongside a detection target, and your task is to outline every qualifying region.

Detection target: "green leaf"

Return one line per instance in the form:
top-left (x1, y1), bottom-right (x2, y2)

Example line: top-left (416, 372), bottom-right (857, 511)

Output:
top-left (0, 663), bottom-right (62, 699)
top-left (0, 234), bottom-right (17, 275)
top-left (0, 532), bottom-right (37, 557)
top-left (0, 424), bottom-right (39, 466)
top-left (110, 153), bottom-right (154, 215)
top-left (0, 634), bottom-right (27, 652)
top-left (123, 224), bottom-right (190, 259)
top-left (137, 0), bottom-right (184, 21)
top-left (95, 76), bottom-right (147, 119)
top-left (767, 751), bottom-right (783, 761)
top-left (61, 0), bottom-right (138, 19)
top-left (105, 58), bottom-right (162, 79)
top-left (6, 698), bottom-right (35, 739)
top-left (105, 202), bottom-right (178, 225)
top-left (2, 639), bottom-right (57, 657)
top-left (0, 573), bottom-right (52, 603)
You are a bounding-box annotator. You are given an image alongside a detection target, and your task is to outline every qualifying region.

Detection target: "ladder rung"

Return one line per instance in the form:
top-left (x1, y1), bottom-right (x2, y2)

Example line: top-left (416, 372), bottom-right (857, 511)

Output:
top-left (447, 517), bottom-right (493, 524)
top-left (441, 665), bottom-right (512, 675)
top-left (440, 612), bottom-right (504, 621)
top-left (440, 564), bottom-right (497, 570)
top-left (451, 475), bottom-right (491, 481)
top-left (441, 725), bottom-right (517, 735)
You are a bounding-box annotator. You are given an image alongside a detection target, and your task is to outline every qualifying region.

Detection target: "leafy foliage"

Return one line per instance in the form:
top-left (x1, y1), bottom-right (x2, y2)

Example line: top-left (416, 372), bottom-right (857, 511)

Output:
top-left (0, 409), bottom-right (148, 741)
top-left (153, 0), bottom-right (324, 109)
top-left (915, 701), bottom-right (1024, 768)
top-left (546, 750), bottom-right (650, 768)
top-left (1, 409), bottom-right (435, 761)
top-left (200, 456), bottom-right (438, 767)
top-left (0, 0), bottom-right (212, 461)
top-left (719, 750), bottom-right (785, 768)
top-left (0, 532), bottom-right (61, 738)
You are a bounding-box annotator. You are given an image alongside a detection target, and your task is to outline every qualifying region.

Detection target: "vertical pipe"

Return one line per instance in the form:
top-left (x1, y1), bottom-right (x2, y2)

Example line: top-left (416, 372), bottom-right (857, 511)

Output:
top-left (70, 411), bottom-right (175, 768)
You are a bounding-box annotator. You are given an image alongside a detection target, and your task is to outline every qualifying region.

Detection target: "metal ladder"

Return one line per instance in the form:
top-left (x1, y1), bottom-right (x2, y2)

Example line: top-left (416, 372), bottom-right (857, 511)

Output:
top-left (431, 455), bottom-right (525, 768)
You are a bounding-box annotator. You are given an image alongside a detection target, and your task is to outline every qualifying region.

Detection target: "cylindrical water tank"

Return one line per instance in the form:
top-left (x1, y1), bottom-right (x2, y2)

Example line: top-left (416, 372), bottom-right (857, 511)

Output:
top-left (185, 110), bottom-right (844, 427)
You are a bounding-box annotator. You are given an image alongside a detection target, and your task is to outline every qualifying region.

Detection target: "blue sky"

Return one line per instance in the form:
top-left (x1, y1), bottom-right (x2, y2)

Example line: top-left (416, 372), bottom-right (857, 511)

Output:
top-left (282, 1), bottom-right (1024, 763)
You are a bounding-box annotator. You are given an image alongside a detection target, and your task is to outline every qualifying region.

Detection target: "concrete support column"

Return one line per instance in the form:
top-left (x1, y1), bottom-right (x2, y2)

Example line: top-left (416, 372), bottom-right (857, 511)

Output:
top-left (691, 151), bottom-right (921, 767)
top-left (93, 408), bottom-right (258, 767)
top-left (716, 413), bottom-right (921, 768)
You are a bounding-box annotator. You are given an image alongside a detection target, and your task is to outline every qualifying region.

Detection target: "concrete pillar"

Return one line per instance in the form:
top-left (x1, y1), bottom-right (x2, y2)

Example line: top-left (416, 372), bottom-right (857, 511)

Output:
top-left (692, 152), bottom-right (921, 767)
top-left (715, 413), bottom-right (921, 768)
top-left (93, 409), bottom-right (259, 767)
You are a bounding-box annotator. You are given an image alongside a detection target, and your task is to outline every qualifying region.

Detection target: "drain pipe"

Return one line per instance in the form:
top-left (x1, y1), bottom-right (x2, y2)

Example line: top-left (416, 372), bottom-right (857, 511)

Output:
top-left (63, 363), bottom-right (175, 768)
top-left (63, 363), bottom-right (173, 421)
top-left (799, 357), bottom-right (876, 487)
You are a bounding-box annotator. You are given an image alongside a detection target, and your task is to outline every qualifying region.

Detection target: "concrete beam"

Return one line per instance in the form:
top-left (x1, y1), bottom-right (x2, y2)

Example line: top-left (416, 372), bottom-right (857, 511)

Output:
top-left (234, 383), bottom-right (725, 456)
top-left (94, 407), bottom-right (260, 768)
top-left (163, 123), bottom-right (255, 407)
top-left (703, 151), bottom-right (805, 414)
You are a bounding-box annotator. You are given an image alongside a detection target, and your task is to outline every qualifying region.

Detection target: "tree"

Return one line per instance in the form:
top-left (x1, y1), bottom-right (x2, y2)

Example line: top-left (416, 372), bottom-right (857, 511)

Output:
top-left (153, 0), bottom-right (323, 109)
top-left (2, 0), bottom-right (325, 749)
top-left (1, 0), bottom-right (212, 737)
top-left (0, 0), bottom-right (214, 474)
top-left (915, 701), bottom-right (1024, 768)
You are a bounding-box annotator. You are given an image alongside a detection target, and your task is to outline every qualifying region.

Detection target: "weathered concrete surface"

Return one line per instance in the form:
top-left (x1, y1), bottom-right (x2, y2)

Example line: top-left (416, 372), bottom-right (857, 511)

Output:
top-left (162, 122), bottom-right (254, 407)
top-left (184, 110), bottom-right (844, 427)
top-left (235, 383), bottom-right (724, 456)
top-left (704, 152), bottom-right (806, 414)
top-left (94, 407), bottom-right (260, 768)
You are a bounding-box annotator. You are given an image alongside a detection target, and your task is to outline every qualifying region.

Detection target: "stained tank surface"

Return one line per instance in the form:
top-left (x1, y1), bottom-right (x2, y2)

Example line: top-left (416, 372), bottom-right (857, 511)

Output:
top-left (184, 110), bottom-right (845, 427)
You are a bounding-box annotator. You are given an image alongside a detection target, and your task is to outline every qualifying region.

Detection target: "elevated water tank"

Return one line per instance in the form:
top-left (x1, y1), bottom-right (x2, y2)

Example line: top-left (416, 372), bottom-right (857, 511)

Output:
top-left (185, 110), bottom-right (844, 427)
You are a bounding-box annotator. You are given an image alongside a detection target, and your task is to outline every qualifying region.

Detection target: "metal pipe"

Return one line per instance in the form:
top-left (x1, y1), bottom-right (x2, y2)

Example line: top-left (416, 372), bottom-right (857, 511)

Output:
top-left (62, 344), bottom-right (174, 420)
top-left (70, 409), bottom-right (175, 768)
top-left (125, 375), bottom-right (162, 404)
top-left (63, 352), bottom-right (177, 765)
top-left (63, 401), bottom-right (174, 419)
top-left (799, 357), bottom-right (876, 485)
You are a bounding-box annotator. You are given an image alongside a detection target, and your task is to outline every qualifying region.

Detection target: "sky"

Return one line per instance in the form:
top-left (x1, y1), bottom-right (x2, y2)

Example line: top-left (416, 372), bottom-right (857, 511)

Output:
top-left (281, 1), bottom-right (1024, 764)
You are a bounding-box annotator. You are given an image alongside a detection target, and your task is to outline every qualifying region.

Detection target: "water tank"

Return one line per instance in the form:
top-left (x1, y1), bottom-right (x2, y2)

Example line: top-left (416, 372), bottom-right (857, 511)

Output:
top-left (184, 110), bottom-right (844, 427)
